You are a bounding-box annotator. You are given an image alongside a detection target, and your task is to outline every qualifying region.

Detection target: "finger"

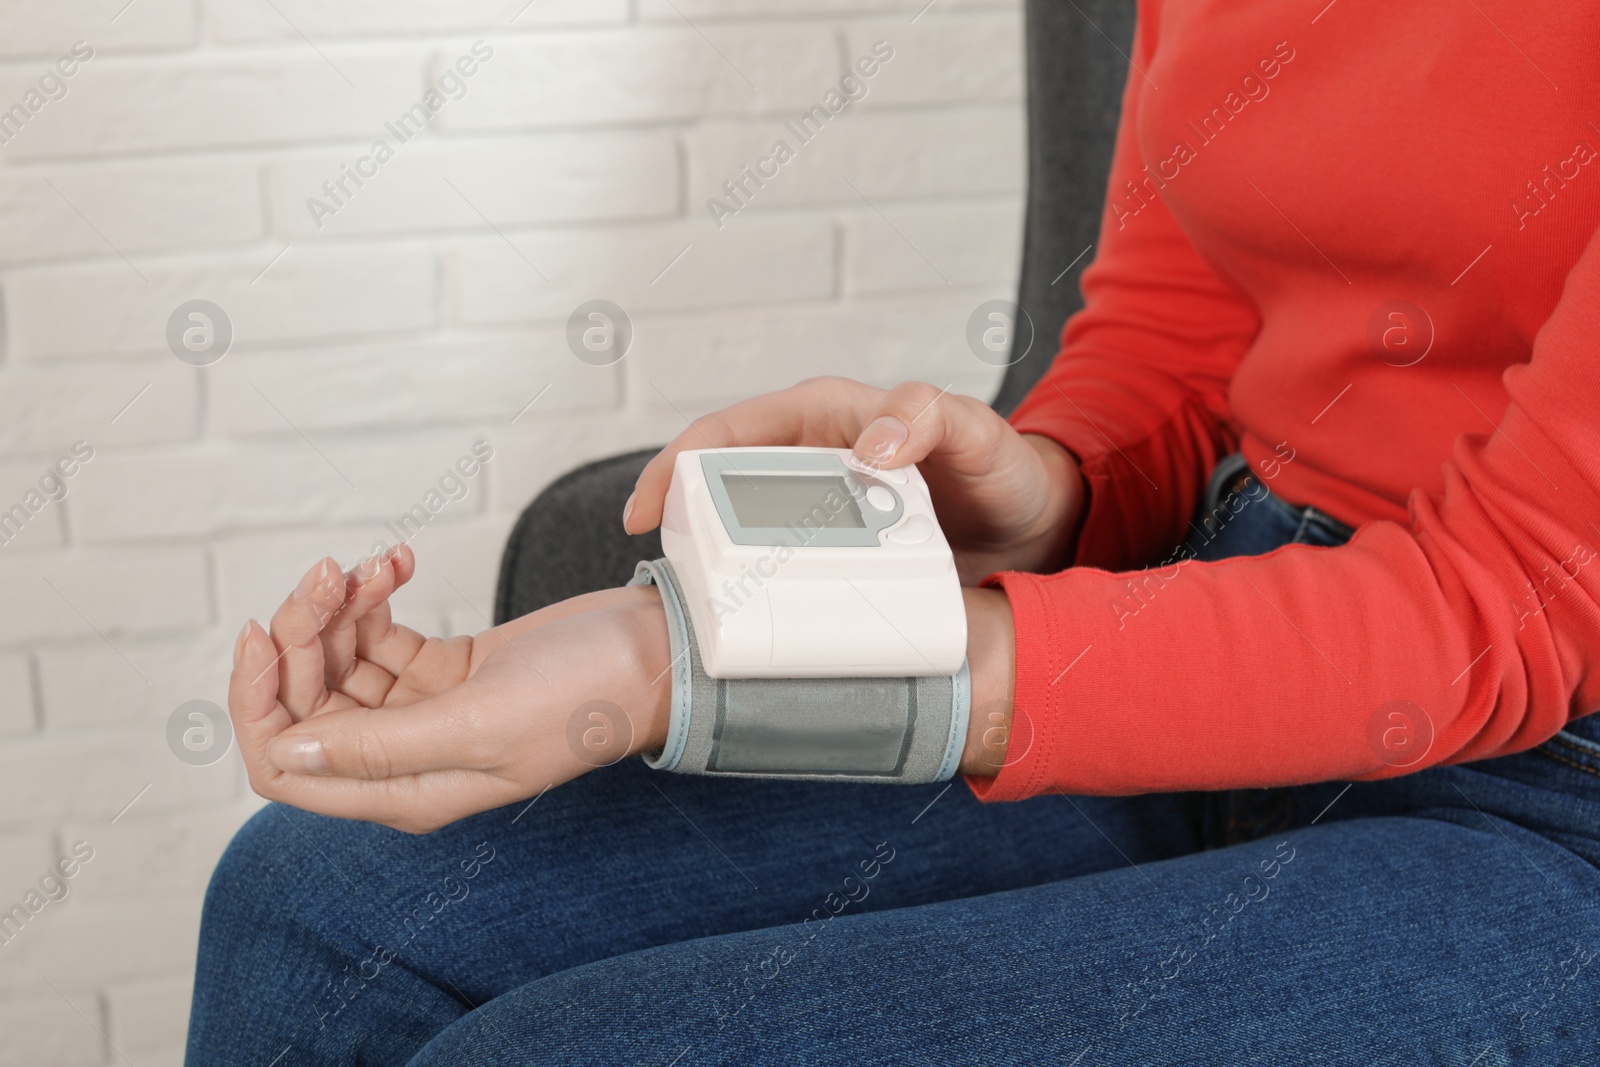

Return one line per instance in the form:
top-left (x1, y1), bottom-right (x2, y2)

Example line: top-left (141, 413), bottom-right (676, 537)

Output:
top-left (322, 547), bottom-right (400, 691)
top-left (388, 540), bottom-right (417, 587)
top-left (850, 382), bottom-right (1004, 472)
top-left (265, 693), bottom-right (487, 780)
top-left (625, 377), bottom-right (885, 534)
top-left (268, 557), bottom-right (346, 719)
top-left (350, 543), bottom-right (425, 676)
top-left (326, 658), bottom-right (400, 710)
top-left (234, 621), bottom-right (515, 833)
top-left (229, 619), bottom-right (294, 787)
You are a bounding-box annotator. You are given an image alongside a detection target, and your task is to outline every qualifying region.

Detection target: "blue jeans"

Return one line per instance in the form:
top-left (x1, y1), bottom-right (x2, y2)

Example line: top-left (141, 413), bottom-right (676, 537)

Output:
top-left (188, 460), bottom-right (1600, 1065)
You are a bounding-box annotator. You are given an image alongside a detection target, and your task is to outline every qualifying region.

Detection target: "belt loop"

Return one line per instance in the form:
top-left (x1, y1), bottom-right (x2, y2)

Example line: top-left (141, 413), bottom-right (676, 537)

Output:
top-left (1301, 506), bottom-right (1357, 546)
top-left (1291, 508), bottom-right (1315, 545)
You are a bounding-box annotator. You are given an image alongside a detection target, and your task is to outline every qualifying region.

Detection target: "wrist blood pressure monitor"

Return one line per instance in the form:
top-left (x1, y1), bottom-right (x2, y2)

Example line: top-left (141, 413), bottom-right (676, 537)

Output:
top-left (664, 447), bottom-right (966, 677)
top-left (629, 447), bottom-right (971, 784)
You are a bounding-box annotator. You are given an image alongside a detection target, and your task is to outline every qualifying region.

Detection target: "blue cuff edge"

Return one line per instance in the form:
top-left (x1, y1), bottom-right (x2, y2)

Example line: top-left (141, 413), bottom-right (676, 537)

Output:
top-left (936, 659), bottom-right (971, 782)
top-left (629, 561), bottom-right (692, 773)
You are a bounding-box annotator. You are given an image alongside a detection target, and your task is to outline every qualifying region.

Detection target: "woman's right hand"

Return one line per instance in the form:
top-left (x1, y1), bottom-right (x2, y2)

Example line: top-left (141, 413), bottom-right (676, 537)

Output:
top-left (624, 377), bottom-right (1086, 584)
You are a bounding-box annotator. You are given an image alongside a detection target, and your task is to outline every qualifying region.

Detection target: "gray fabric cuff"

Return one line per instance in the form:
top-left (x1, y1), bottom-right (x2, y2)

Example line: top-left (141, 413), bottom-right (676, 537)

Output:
top-left (629, 559), bottom-right (969, 784)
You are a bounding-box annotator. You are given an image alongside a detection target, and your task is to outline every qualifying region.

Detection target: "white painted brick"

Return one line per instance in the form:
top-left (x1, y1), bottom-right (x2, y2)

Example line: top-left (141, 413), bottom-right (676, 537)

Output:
top-left (623, 290), bottom-right (1009, 408)
top-left (0, 462), bottom-right (67, 551)
top-left (268, 131), bottom-right (678, 238)
top-left (844, 198), bottom-right (1022, 293)
top-left (70, 431), bottom-right (499, 542)
top-left (214, 518), bottom-right (510, 634)
top-left (131, 1046), bottom-right (186, 1067)
top-left (846, 14), bottom-right (1022, 108)
top-left (36, 630), bottom-right (231, 732)
top-left (0, 893), bottom-right (204, 993)
top-left (0, 988), bottom-right (104, 1066)
top-left (687, 106), bottom-right (1022, 216)
top-left (0, 162), bottom-right (263, 266)
top-left (0, 51), bottom-right (425, 160)
top-left (485, 411), bottom-right (686, 516)
top-left (0, 548), bottom-right (210, 645)
top-left (0, 828), bottom-right (55, 882)
top-left (209, 0), bottom-right (627, 41)
top-left (0, 0), bottom-right (1025, 1018)
top-left (209, 333), bottom-right (619, 436)
top-left (396, 514), bottom-right (511, 622)
top-left (0, 1), bottom-right (195, 58)
top-left (0, 653), bottom-right (35, 733)
top-left (440, 26), bottom-right (842, 131)
top-left (63, 803), bottom-right (253, 908)
top-left (107, 972), bottom-right (192, 1055)
top-left (444, 216), bottom-right (834, 326)
top-left (639, 0), bottom-right (1011, 15)
top-left (0, 363), bottom-right (199, 453)
top-left (0, 728), bottom-right (236, 827)
top-left (4, 245), bottom-right (436, 361)
top-left (639, 0), bottom-right (890, 14)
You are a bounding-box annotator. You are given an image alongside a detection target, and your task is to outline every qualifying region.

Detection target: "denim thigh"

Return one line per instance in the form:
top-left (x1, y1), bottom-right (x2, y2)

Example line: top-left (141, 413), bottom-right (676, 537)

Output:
top-left (407, 812), bottom-right (1600, 1066)
top-left (188, 759), bottom-right (1208, 1065)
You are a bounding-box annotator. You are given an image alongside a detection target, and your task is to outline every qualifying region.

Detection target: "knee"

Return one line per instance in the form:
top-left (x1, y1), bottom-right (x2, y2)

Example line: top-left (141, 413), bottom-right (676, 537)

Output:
top-left (192, 806), bottom-right (435, 1051)
top-left (199, 803), bottom-right (372, 962)
top-left (192, 805), bottom-right (350, 1033)
top-left (204, 804), bottom-right (312, 926)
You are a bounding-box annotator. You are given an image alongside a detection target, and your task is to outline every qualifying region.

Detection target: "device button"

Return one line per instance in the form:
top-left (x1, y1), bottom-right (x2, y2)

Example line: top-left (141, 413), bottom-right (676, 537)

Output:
top-left (865, 486), bottom-right (896, 512)
top-left (886, 515), bottom-right (933, 544)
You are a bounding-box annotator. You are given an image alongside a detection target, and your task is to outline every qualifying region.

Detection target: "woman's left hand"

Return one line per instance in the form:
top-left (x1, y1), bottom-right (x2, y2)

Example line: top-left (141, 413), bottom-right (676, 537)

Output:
top-left (227, 552), bottom-right (671, 834)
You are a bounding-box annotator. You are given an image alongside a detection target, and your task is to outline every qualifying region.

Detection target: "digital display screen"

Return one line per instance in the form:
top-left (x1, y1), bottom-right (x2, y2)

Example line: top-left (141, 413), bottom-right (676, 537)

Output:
top-left (720, 473), bottom-right (866, 530)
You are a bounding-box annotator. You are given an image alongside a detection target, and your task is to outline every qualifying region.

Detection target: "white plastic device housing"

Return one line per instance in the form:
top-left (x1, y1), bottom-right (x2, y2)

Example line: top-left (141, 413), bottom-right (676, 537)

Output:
top-left (659, 446), bottom-right (967, 678)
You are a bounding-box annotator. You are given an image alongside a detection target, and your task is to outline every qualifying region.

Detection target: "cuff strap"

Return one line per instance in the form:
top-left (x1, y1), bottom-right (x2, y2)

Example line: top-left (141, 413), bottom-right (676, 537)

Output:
top-left (630, 559), bottom-right (968, 784)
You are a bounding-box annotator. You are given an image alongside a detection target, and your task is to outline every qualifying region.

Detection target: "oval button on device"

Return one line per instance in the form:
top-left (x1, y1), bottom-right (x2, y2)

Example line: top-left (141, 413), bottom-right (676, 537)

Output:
top-left (865, 486), bottom-right (896, 512)
top-left (886, 515), bottom-right (934, 544)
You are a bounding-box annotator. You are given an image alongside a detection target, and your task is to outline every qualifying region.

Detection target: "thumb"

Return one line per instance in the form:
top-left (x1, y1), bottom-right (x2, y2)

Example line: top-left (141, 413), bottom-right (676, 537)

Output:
top-left (265, 699), bottom-right (479, 780)
top-left (850, 382), bottom-right (993, 471)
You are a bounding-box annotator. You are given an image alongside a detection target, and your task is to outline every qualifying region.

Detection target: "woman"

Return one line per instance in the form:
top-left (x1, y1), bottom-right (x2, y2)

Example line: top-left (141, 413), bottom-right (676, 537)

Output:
top-left (189, 1), bottom-right (1600, 1062)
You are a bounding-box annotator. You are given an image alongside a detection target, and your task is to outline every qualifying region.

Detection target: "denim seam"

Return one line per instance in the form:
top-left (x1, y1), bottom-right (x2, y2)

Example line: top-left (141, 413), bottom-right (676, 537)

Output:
top-left (1545, 730), bottom-right (1600, 770)
top-left (1550, 728), bottom-right (1600, 758)
top-left (1534, 745), bottom-right (1600, 781)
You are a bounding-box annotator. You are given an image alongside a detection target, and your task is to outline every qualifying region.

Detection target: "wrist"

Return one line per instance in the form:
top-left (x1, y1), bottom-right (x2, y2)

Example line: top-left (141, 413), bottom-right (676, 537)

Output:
top-left (957, 586), bottom-right (1016, 778)
top-left (1016, 433), bottom-right (1086, 572)
top-left (615, 583), bottom-right (674, 759)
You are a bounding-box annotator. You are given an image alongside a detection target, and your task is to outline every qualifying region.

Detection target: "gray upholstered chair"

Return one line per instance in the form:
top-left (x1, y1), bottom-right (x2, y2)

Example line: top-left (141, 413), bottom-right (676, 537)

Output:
top-left (494, 0), bottom-right (1136, 624)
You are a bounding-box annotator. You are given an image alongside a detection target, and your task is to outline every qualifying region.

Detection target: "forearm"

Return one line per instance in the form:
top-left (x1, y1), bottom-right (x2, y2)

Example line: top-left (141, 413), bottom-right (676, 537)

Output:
top-left (1004, 434), bottom-right (1086, 576)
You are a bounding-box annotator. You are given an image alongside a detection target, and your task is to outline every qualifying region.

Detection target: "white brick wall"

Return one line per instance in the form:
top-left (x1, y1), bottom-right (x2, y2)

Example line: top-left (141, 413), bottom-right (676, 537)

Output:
top-left (0, 2), bottom-right (1023, 1060)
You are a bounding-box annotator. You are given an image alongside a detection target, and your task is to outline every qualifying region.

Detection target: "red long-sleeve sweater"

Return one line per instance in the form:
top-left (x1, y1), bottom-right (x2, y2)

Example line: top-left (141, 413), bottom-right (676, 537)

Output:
top-left (973, 0), bottom-right (1600, 800)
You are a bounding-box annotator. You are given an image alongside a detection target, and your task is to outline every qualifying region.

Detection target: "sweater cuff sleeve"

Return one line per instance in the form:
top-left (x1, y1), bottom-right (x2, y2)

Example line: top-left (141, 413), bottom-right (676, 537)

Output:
top-left (1009, 361), bottom-right (1235, 574)
top-left (963, 570), bottom-right (1067, 803)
